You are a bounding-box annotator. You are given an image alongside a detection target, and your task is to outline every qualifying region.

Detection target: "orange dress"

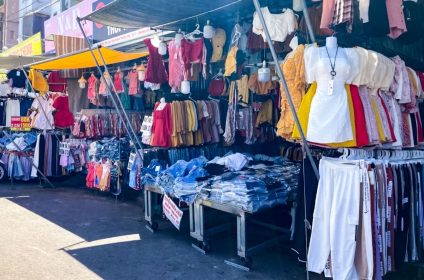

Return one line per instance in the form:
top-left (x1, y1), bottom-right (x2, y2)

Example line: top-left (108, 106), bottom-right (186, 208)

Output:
top-left (276, 45), bottom-right (306, 139)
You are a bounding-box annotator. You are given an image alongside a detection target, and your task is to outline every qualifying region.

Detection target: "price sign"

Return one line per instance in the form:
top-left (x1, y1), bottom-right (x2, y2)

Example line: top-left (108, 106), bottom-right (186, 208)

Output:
top-left (10, 116), bottom-right (31, 131)
top-left (162, 194), bottom-right (183, 230)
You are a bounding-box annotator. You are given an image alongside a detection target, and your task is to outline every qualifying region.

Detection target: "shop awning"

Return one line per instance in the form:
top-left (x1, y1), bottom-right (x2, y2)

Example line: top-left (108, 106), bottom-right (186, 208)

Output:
top-left (27, 46), bottom-right (148, 70)
top-left (0, 55), bottom-right (49, 69)
top-left (82, 0), bottom-right (242, 29)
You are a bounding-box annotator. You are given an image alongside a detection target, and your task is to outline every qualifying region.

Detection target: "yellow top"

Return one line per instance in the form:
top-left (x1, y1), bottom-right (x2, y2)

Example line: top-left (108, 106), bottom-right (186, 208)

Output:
top-left (224, 46), bottom-right (238, 77)
top-left (29, 69), bottom-right (49, 93)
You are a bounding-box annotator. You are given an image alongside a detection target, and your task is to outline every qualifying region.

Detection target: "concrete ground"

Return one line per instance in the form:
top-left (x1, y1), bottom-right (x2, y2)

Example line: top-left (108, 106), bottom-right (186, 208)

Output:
top-left (0, 183), bottom-right (421, 280)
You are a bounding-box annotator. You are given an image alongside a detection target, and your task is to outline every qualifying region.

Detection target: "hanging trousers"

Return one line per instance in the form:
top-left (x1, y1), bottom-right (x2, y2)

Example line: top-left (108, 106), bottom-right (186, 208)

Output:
top-left (308, 158), bottom-right (361, 280)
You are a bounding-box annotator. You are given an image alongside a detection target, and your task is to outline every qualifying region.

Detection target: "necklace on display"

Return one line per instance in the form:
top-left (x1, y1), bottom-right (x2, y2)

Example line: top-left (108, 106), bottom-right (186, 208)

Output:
top-left (324, 46), bottom-right (339, 78)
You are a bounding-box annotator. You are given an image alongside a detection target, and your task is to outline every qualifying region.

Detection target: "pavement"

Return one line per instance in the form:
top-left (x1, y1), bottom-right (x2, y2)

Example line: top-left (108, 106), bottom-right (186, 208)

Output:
top-left (0, 183), bottom-right (422, 280)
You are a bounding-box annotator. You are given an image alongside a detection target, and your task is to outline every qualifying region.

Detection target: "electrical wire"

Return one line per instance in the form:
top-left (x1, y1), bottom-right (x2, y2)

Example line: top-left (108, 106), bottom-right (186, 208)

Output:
top-left (2, 0), bottom-right (60, 23)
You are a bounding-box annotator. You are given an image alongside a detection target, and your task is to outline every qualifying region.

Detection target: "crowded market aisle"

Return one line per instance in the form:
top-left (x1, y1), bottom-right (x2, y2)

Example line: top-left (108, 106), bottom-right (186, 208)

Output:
top-left (0, 184), bottom-right (313, 280)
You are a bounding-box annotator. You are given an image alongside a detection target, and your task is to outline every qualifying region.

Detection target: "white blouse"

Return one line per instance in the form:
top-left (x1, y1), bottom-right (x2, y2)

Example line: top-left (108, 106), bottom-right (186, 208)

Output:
top-left (252, 7), bottom-right (297, 43)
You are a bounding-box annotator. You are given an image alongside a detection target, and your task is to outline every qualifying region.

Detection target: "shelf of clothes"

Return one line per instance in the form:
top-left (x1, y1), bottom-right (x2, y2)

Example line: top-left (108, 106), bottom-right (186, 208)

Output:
top-left (141, 151), bottom-right (300, 212)
top-left (85, 137), bottom-right (131, 193)
top-left (296, 150), bottom-right (424, 280)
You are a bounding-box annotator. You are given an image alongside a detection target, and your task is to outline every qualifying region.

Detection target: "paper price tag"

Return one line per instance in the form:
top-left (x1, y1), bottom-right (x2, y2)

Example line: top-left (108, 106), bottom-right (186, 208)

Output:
top-left (328, 79), bottom-right (334, 95)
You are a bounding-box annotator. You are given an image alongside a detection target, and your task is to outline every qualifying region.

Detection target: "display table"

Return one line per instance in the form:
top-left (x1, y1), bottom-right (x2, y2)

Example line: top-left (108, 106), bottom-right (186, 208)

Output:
top-left (190, 197), bottom-right (291, 270)
top-left (144, 184), bottom-right (193, 233)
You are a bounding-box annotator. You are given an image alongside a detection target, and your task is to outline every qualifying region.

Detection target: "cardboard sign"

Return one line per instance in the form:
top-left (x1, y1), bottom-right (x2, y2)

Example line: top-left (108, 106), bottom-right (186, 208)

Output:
top-left (162, 194), bottom-right (183, 230)
top-left (10, 116), bottom-right (31, 131)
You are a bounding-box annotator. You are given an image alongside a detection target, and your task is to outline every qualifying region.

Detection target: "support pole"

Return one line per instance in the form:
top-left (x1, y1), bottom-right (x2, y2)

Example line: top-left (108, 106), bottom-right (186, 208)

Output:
top-left (94, 46), bottom-right (145, 154)
top-left (76, 17), bottom-right (144, 162)
top-left (300, 0), bottom-right (316, 43)
top-left (251, 0), bottom-right (319, 180)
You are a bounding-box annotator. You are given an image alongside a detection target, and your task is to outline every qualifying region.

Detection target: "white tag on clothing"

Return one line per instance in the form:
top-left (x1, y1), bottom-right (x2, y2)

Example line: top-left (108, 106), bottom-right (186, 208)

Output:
top-left (369, 171), bottom-right (375, 185)
top-left (402, 197), bottom-right (408, 205)
top-left (127, 153), bottom-right (136, 171)
top-left (16, 71), bottom-right (21, 77)
top-left (387, 181), bottom-right (393, 197)
top-left (155, 165), bottom-right (161, 172)
top-left (327, 79), bottom-right (334, 96)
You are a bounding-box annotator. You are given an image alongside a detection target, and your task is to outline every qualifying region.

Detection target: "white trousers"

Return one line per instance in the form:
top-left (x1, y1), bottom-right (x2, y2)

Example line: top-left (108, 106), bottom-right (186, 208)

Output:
top-left (307, 158), bottom-right (361, 280)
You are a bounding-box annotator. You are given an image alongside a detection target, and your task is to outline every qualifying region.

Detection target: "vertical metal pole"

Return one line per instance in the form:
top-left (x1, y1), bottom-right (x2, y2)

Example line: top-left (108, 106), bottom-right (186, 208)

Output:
top-left (76, 17), bottom-right (144, 162)
top-left (252, 0), bottom-right (319, 180)
top-left (300, 0), bottom-right (316, 43)
top-left (95, 46), bottom-right (145, 154)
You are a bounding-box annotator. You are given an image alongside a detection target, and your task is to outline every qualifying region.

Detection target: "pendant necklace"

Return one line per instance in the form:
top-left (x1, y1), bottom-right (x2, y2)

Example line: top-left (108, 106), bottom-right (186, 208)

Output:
top-left (324, 46), bottom-right (339, 78)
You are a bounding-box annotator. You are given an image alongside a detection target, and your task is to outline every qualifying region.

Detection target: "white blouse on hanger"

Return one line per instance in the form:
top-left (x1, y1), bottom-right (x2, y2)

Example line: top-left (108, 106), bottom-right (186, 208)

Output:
top-left (252, 7), bottom-right (297, 43)
top-left (30, 95), bottom-right (54, 130)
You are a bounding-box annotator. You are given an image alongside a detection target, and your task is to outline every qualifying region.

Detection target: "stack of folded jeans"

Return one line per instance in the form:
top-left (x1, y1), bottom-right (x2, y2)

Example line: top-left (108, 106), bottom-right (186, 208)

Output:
top-left (201, 161), bottom-right (300, 212)
top-left (155, 156), bottom-right (209, 203)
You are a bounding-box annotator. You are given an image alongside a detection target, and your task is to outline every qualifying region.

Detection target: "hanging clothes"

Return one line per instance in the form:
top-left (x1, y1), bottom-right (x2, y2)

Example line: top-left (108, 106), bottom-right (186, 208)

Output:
top-left (144, 38), bottom-right (168, 84)
top-left (87, 74), bottom-right (99, 104)
top-left (151, 102), bottom-right (173, 147)
top-left (127, 69), bottom-right (139, 95)
top-left (113, 71), bottom-right (124, 93)
top-left (168, 40), bottom-right (185, 91)
top-left (5, 99), bottom-right (20, 127)
top-left (47, 71), bottom-right (67, 93)
top-left (52, 95), bottom-right (74, 129)
top-left (28, 69), bottom-right (49, 94)
top-left (30, 95), bottom-right (55, 130)
top-left (276, 44), bottom-right (306, 139)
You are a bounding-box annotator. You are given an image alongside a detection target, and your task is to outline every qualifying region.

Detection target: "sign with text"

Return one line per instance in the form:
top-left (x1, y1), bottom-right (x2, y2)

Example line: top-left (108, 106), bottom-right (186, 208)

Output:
top-left (92, 0), bottom-right (131, 42)
top-left (10, 117), bottom-right (31, 131)
top-left (2, 33), bottom-right (42, 56)
top-left (44, 0), bottom-right (95, 53)
top-left (162, 195), bottom-right (183, 230)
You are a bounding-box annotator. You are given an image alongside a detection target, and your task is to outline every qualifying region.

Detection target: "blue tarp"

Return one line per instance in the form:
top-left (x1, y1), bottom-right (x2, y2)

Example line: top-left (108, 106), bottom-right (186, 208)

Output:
top-left (83, 0), bottom-right (242, 29)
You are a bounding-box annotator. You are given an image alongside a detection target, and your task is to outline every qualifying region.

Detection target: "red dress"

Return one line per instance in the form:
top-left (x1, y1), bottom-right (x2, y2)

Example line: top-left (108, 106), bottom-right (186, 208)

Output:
top-left (52, 95), bottom-right (74, 128)
top-left (114, 71), bottom-right (124, 93)
top-left (349, 85), bottom-right (370, 147)
top-left (151, 102), bottom-right (172, 147)
top-left (47, 71), bottom-right (67, 93)
top-left (144, 38), bottom-right (168, 84)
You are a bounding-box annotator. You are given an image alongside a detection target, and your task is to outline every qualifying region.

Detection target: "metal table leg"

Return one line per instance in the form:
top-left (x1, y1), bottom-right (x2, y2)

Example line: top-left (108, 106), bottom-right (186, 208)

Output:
top-left (237, 212), bottom-right (247, 259)
top-left (144, 189), bottom-right (158, 232)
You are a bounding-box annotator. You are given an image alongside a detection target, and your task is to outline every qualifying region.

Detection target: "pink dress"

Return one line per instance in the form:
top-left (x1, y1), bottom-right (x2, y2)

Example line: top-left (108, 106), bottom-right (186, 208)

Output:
top-left (127, 70), bottom-right (139, 95)
top-left (151, 103), bottom-right (172, 147)
top-left (168, 40), bottom-right (185, 91)
top-left (114, 71), bottom-right (124, 93)
top-left (87, 74), bottom-right (98, 101)
top-left (144, 38), bottom-right (168, 84)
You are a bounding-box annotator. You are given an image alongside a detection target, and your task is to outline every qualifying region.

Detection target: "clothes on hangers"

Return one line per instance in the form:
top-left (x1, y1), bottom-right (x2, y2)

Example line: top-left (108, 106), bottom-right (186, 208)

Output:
top-left (47, 71), bottom-right (67, 93)
top-left (52, 95), bottom-right (74, 129)
top-left (144, 38), bottom-right (168, 84)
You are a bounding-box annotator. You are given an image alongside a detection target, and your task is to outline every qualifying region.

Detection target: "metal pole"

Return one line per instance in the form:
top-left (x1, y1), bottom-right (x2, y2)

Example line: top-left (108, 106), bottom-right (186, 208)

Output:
top-left (300, 0), bottom-right (316, 43)
top-left (94, 46), bottom-right (145, 154)
top-left (251, 0), bottom-right (319, 180)
top-left (2, 130), bottom-right (56, 188)
top-left (76, 17), bottom-right (144, 162)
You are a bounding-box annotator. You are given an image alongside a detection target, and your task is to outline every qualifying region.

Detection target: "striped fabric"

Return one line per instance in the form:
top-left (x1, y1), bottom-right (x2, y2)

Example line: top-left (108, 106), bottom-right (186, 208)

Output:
top-left (53, 35), bottom-right (87, 78)
top-left (332, 0), bottom-right (353, 32)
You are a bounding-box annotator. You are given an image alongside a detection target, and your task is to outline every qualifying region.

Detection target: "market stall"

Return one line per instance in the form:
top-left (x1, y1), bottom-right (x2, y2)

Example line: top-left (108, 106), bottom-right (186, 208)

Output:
top-left (70, 0), bottom-right (424, 277)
